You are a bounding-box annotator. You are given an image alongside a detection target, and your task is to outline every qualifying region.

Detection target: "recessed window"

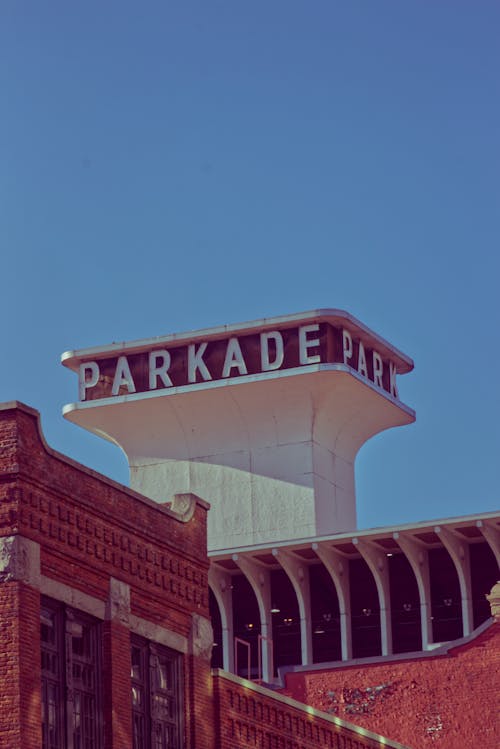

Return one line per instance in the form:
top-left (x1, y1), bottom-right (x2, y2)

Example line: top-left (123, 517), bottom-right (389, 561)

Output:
top-left (131, 635), bottom-right (183, 749)
top-left (41, 597), bottom-right (102, 749)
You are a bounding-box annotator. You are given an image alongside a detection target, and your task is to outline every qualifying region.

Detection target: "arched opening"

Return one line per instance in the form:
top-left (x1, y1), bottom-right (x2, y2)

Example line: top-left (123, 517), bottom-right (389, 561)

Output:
top-left (309, 564), bottom-right (341, 663)
top-left (470, 542), bottom-right (498, 628)
top-left (429, 547), bottom-right (462, 642)
top-left (270, 569), bottom-right (301, 672)
top-left (232, 574), bottom-right (261, 677)
top-left (209, 587), bottom-right (223, 669)
top-left (349, 557), bottom-right (381, 657)
top-left (388, 552), bottom-right (421, 653)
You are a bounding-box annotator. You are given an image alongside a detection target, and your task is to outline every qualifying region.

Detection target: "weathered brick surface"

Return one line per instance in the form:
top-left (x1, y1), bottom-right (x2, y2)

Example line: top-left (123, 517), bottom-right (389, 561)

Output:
top-left (213, 670), bottom-right (408, 749)
top-left (281, 622), bottom-right (500, 749)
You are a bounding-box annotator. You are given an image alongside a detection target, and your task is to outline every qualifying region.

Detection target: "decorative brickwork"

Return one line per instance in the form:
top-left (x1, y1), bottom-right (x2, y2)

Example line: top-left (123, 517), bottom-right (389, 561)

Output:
top-left (0, 404), bottom-right (210, 636)
top-left (213, 671), bottom-right (409, 749)
top-left (0, 403), bottom-right (213, 749)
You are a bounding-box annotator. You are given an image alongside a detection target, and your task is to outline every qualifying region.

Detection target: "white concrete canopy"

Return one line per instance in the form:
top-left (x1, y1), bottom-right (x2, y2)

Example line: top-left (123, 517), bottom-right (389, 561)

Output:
top-left (62, 309), bottom-right (415, 551)
top-left (209, 511), bottom-right (500, 675)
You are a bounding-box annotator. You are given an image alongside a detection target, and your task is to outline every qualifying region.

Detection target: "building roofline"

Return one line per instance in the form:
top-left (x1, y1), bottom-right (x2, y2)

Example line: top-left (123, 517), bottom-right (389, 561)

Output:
top-left (0, 401), bottom-right (211, 521)
top-left (209, 509), bottom-right (500, 559)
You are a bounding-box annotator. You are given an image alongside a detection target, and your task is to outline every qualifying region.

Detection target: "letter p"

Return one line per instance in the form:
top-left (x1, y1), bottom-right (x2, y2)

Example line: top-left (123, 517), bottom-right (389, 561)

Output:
top-left (79, 361), bottom-right (100, 401)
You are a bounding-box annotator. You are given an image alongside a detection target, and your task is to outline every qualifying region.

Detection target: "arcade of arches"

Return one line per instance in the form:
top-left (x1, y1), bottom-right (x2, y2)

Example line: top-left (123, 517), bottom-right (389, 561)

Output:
top-left (208, 516), bottom-right (498, 681)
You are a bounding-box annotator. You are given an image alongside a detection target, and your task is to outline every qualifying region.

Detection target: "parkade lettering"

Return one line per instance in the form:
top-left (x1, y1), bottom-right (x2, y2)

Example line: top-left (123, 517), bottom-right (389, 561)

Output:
top-left (78, 322), bottom-right (400, 402)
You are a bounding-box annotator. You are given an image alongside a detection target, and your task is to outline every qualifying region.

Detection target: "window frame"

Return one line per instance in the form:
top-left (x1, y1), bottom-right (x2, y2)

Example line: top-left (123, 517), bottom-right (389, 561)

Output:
top-left (41, 596), bottom-right (103, 749)
top-left (131, 634), bottom-right (184, 749)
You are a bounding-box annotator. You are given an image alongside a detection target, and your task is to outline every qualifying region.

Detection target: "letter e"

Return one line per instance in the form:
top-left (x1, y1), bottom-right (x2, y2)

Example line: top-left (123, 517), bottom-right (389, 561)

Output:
top-left (299, 324), bottom-right (321, 365)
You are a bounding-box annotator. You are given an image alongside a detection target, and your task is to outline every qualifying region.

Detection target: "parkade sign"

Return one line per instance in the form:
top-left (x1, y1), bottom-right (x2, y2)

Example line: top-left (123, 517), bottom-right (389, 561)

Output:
top-left (62, 310), bottom-right (413, 404)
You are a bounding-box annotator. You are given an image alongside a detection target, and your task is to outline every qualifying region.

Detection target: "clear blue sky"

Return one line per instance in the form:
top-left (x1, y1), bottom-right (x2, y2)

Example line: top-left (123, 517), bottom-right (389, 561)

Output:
top-left (2, 1), bottom-right (498, 530)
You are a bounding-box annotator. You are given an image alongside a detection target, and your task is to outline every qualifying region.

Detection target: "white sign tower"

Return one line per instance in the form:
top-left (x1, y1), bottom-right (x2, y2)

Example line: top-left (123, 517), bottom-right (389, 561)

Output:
top-left (62, 309), bottom-right (414, 552)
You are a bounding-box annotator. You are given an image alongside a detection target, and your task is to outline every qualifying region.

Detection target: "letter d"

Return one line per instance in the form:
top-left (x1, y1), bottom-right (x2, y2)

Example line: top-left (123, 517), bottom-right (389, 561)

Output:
top-left (260, 331), bottom-right (284, 371)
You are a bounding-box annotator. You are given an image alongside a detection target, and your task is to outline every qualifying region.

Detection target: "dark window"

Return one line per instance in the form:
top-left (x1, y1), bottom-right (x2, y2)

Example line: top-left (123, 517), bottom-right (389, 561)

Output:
top-left (209, 588), bottom-right (223, 669)
top-left (388, 553), bottom-right (421, 653)
top-left (429, 548), bottom-right (462, 642)
top-left (270, 569), bottom-right (301, 673)
top-left (41, 597), bottom-right (102, 749)
top-left (349, 558), bottom-right (381, 658)
top-left (309, 564), bottom-right (341, 664)
top-left (131, 635), bottom-right (183, 749)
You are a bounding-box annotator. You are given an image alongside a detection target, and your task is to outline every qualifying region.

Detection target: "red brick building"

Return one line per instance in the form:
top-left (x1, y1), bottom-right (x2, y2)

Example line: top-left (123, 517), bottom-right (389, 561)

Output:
top-left (2, 310), bottom-right (499, 748)
top-left (281, 615), bottom-right (500, 748)
top-left (0, 401), bottom-right (215, 749)
top-left (1, 401), bottom-right (411, 749)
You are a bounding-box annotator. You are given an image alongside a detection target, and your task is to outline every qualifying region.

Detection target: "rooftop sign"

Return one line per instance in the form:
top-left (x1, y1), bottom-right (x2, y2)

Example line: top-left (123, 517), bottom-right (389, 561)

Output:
top-left (62, 309), bottom-right (413, 405)
top-left (62, 310), bottom-right (415, 548)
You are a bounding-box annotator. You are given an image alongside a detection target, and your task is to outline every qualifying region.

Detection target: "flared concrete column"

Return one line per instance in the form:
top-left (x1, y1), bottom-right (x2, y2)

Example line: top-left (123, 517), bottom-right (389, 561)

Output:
top-left (435, 526), bottom-right (473, 636)
top-left (312, 542), bottom-right (352, 661)
top-left (353, 537), bottom-right (392, 656)
top-left (394, 532), bottom-right (432, 649)
top-left (208, 566), bottom-right (234, 673)
top-left (232, 554), bottom-right (274, 682)
top-left (272, 548), bottom-right (312, 666)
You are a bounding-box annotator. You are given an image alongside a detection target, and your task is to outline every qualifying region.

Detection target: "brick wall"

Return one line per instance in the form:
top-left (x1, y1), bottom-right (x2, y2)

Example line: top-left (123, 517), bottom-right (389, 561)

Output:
top-left (0, 582), bottom-right (41, 749)
top-left (0, 402), bottom-right (214, 749)
top-left (186, 654), bottom-right (216, 749)
top-left (0, 403), bottom-right (210, 635)
top-left (281, 622), bottom-right (500, 749)
top-left (103, 620), bottom-right (133, 749)
top-left (213, 669), bottom-right (410, 749)
top-left (4, 401), bottom-right (495, 749)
